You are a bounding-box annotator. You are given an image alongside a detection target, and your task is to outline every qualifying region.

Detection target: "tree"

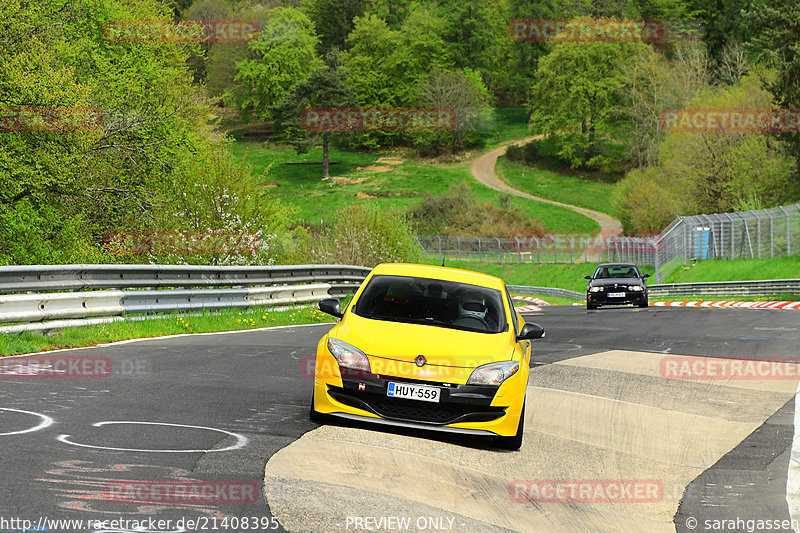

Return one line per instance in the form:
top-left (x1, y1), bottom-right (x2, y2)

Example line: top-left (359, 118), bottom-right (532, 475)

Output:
top-left (301, 0), bottom-right (371, 54)
top-left (416, 68), bottom-right (492, 154)
top-left (0, 0), bottom-right (295, 265)
top-left (340, 8), bottom-right (453, 149)
top-left (746, 0), bottom-right (800, 182)
top-left (182, 0), bottom-right (232, 84)
top-left (613, 72), bottom-right (799, 232)
top-left (436, 0), bottom-right (511, 93)
top-left (622, 42), bottom-right (709, 167)
top-left (230, 7), bottom-right (321, 121)
top-left (271, 64), bottom-right (359, 178)
top-left (529, 41), bottom-right (647, 168)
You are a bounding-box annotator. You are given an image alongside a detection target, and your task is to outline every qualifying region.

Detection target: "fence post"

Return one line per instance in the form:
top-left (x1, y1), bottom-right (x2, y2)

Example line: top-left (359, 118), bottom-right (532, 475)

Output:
top-left (553, 235), bottom-right (558, 263)
top-left (569, 238), bottom-right (574, 263)
top-left (536, 238), bottom-right (540, 264)
top-left (654, 237), bottom-right (661, 283)
top-left (496, 238), bottom-right (502, 264)
top-left (779, 206), bottom-right (791, 256)
top-left (754, 212), bottom-right (762, 259)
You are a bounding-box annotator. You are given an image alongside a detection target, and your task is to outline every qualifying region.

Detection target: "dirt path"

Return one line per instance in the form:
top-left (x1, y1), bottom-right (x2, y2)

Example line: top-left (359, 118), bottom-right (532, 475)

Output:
top-left (470, 136), bottom-right (622, 237)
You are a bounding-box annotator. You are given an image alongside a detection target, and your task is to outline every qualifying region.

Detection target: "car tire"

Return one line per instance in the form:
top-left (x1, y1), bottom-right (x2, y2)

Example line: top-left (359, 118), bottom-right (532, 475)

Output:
top-left (496, 402), bottom-right (525, 451)
top-left (309, 390), bottom-right (326, 423)
top-left (586, 303), bottom-right (597, 310)
top-left (638, 299), bottom-right (649, 308)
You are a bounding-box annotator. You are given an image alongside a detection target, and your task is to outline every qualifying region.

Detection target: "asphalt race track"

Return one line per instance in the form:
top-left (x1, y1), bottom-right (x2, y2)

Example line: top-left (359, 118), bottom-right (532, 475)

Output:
top-left (2, 306), bottom-right (800, 533)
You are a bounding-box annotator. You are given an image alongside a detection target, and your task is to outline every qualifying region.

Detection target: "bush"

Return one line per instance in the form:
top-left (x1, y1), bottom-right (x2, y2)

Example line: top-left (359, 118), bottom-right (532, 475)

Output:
top-left (611, 167), bottom-right (682, 233)
top-left (309, 203), bottom-right (423, 267)
top-left (408, 183), bottom-right (546, 237)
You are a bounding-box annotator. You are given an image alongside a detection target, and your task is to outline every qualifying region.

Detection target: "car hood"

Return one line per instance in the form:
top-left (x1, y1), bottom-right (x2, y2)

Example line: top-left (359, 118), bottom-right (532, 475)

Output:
top-left (331, 312), bottom-right (515, 367)
top-left (588, 278), bottom-right (645, 288)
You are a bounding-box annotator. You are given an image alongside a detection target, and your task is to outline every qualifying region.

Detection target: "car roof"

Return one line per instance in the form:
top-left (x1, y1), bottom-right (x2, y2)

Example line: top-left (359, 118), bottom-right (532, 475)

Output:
top-left (370, 263), bottom-right (506, 290)
top-left (596, 263), bottom-right (638, 268)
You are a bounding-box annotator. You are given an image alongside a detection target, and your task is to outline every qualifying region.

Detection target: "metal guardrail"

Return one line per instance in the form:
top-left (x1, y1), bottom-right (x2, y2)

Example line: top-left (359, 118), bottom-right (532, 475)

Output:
top-left (648, 279), bottom-right (800, 298)
top-left (507, 285), bottom-right (584, 300)
top-left (0, 264), bottom-right (372, 333)
top-left (0, 264), bottom-right (371, 293)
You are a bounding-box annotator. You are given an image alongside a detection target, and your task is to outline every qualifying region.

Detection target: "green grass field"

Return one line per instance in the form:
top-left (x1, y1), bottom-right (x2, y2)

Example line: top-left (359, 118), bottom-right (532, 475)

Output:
top-left (232, 142), bottom-right (600, 233)
top-left (662, 257), bottom-right (800, 284)
top-left (478, 107), bottom-right (533, 149)
top-left (496, 157), bottom-right (618, 217)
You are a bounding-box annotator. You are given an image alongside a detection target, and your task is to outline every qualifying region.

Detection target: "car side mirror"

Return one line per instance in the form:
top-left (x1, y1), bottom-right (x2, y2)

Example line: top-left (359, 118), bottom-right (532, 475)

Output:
top-left (584, 275), bottom-right (592, 280)
top-left (318, 298), bottom-right (343, 319)
top-left (642, 273), bottom-right (650, 278)
top-left (517, 322), bottom-right (545, 341)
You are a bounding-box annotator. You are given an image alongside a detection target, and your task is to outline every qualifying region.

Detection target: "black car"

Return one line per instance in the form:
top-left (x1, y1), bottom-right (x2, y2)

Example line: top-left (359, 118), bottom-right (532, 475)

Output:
top-left (584, 263), bottom-right (650, 310)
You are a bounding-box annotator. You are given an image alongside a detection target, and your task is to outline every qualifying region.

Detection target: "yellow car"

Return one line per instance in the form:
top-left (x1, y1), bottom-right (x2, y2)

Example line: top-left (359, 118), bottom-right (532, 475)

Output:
top-left (310, 263), bottom-right (544, 450)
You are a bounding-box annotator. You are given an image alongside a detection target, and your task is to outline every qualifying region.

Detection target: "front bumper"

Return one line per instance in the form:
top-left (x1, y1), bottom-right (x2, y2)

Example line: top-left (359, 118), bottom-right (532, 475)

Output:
top-left (313, 365), bottom-right (525, 436)
top-left (328, 371), bottom-right (506, 425)
top-left (587, 290), bottom-right (647, 306)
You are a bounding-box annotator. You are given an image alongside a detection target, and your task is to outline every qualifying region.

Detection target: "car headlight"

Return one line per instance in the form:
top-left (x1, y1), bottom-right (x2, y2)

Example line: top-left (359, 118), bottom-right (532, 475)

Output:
top-left (629, 285), bottom-right (644, 291)
top-left (327, 338), bottom-right (370, 373)
top-left (467, 361), bottom-right (520, 386)
top-left (589, 286), bottom-right (603, 293)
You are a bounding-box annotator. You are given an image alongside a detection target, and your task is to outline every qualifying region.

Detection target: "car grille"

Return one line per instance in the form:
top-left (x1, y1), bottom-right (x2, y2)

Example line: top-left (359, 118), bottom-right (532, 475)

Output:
top-left (328, 389), bottom-right (505, 425)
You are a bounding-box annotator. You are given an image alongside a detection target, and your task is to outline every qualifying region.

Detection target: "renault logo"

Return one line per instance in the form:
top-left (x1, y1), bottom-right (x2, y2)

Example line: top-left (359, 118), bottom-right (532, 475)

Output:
top-left (414, 355), bottom-right (427, 367)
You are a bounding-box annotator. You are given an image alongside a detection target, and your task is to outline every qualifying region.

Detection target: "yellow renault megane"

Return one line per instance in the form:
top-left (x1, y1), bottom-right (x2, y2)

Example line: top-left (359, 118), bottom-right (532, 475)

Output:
top-left (310, 263), bottom-right (544, 450)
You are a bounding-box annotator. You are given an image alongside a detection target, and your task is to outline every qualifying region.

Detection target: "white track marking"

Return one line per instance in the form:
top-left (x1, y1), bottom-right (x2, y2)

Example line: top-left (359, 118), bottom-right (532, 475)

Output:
top-left (0, 408), bottom-right (54, 436)
top-left (57, 421), bottom-right (247, 453)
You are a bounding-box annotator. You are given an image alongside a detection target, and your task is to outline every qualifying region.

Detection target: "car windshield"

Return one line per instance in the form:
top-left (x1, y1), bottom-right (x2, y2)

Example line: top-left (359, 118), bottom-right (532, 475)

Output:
top-left (593, 265), bottom-right (641, 279)
top-left (353, 274), bottom-right (507, 334)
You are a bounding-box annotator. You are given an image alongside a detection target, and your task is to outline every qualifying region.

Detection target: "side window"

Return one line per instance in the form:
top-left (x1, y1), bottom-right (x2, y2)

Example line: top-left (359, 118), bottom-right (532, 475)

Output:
top-left (505, 288), bottom-right (519, 334)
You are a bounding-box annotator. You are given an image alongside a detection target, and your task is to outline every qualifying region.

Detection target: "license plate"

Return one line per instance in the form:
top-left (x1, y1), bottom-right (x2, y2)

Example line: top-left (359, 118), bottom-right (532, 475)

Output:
top-left (608, 292), bottom-right (626, 298)
top-left (387, 382), bottom-right (440, 403)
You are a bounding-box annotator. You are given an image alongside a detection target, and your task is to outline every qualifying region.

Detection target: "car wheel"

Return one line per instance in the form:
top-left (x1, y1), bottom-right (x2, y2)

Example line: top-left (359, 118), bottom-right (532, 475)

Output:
top-left (309, 390), bottom-right (326, 423)
top-left (586, 303), bottom-right (597, 310)
top-left (496, 402), bottom-right (525, 451)
top-left (638, 299), bottom-right (649, 308)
